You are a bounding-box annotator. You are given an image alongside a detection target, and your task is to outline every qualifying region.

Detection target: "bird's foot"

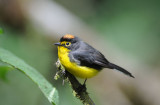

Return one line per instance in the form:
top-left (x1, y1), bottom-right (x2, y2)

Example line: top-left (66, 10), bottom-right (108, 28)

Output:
top-left (76, 78), bottom-right (87, 93)
top-left (76, 83), bottom-right (87, 94)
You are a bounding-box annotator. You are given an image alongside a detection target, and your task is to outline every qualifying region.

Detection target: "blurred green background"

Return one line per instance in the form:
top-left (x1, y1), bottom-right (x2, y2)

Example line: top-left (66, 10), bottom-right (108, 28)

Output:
top-left (0, 0), bottom-right (160, 105)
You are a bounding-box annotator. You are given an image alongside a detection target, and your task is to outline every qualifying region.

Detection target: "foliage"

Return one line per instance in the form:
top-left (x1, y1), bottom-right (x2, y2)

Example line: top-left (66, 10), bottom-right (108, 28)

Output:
top-left (0, 48), bottom-right (59, 105)
top-left (0, 28), bottom-right (3, 35)
top-left (0, 62), bottom-right (13, 81)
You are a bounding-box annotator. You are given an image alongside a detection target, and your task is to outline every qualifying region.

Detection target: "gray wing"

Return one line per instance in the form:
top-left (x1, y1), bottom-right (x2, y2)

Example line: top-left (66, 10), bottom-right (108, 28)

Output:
top-left (69, 42), bottom-right (134, 77)
top-left (69, 42), bottom-right (110, 70)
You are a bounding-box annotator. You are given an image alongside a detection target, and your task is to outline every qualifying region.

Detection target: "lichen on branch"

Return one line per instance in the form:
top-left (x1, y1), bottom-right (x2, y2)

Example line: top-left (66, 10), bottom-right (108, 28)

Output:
top-left (54, 59), bottom-right (95, 105)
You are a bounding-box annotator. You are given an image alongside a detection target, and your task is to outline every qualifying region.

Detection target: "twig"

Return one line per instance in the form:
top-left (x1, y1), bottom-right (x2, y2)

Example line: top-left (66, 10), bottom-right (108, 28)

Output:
top-left (54, 59), bottom-right (95, 105)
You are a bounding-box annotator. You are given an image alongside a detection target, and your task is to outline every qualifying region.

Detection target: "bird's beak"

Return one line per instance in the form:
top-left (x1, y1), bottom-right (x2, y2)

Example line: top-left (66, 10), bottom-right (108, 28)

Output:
top-left (54, 42), bottom-right (61, 46)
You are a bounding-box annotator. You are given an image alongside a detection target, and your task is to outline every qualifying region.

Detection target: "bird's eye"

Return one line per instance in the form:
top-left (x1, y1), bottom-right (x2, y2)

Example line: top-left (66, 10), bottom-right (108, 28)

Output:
top-left (66, 42), bottom-right (69, 45)
top-left (65, 42), bottom-right (71, 46)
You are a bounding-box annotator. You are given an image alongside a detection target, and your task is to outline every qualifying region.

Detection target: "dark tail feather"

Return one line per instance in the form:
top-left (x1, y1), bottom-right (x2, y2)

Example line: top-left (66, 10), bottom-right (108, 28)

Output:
top-left (108, 63), bottom-right (135, 78)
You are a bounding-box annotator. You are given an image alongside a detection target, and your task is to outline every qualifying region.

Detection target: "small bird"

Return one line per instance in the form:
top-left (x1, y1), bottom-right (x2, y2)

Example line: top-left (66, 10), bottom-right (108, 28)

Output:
top-left (54, 34), bottom-right (134, 80)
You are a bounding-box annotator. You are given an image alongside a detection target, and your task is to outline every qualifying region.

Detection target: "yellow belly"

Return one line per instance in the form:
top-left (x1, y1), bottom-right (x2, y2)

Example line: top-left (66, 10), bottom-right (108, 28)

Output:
top-left (58, 46), bottom-right (99, 78)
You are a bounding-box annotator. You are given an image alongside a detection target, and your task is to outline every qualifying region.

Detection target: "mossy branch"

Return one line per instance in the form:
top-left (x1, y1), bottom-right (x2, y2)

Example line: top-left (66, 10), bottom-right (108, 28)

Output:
top-left (54, 59), bottom-right (95, 105)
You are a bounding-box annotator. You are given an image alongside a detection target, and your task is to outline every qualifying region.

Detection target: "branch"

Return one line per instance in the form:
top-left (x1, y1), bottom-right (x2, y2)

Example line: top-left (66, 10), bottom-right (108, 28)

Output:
top-left (54, 59), bottom-right (95, 105)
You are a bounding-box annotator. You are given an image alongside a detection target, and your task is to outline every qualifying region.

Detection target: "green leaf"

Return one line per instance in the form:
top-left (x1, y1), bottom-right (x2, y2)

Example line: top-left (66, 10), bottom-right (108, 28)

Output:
top-left (0, 62), bottom-right (13, 81)
top-left (0, 28), bottom-right (3, 34)
top-left (0, 48), bottom-right (59, 105)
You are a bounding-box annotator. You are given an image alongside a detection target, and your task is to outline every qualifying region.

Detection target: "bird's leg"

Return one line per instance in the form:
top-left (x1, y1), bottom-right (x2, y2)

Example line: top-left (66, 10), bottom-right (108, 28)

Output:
top-left (77, 78), bottom-right (87, 93)
top-left (83, 78), bottom-right (87, 86)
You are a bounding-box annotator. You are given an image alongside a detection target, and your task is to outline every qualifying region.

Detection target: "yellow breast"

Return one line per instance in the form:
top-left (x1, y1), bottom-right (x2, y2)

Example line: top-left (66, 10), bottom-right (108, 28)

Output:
top-left (58, 46), bottom-right (99, 78)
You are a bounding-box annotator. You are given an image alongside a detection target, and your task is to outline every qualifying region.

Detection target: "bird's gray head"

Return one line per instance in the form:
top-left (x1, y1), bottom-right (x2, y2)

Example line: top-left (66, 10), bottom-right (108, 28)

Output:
top-left (54, 34), bottom-right (81, 50)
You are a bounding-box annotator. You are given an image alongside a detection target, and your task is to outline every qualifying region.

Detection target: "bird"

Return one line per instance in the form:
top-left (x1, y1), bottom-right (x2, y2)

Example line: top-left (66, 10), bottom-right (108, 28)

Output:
top-left (54, 34), bottom-right (134, 82)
